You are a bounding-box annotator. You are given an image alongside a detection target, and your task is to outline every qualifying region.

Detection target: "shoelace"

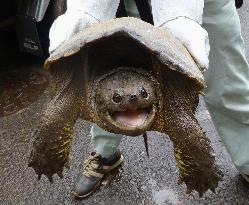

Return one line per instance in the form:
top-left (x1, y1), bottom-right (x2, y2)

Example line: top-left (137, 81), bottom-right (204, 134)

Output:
top-left (83, 153), bottom-right (104, 178)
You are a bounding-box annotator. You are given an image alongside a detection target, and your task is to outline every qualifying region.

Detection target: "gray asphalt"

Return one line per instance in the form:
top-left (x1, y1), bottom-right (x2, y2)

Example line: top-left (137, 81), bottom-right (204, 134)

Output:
top-left (1, 3), bottom-right (249, 205)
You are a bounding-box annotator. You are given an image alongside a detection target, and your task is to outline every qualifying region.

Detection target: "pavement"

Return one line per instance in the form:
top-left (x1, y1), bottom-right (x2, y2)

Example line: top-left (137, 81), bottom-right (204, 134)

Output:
top-left (1, 3), bottom-right (249, 205)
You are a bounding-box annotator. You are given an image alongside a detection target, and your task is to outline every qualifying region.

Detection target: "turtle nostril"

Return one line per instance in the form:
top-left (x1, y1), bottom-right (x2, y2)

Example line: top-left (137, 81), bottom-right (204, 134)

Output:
top-left (130, 94), bottom-right (137, 101)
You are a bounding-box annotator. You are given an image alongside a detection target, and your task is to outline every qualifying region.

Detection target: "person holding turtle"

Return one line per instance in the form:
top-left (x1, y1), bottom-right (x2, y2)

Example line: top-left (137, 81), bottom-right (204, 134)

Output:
top-left (48, 0), bottom-right (249, 198)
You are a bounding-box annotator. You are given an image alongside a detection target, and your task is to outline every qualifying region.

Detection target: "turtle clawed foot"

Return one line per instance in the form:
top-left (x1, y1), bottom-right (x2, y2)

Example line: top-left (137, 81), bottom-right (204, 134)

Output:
top-left (28, 154), bottom-right (66, 183)
top-left (180, 167), bottom-right (223, 197)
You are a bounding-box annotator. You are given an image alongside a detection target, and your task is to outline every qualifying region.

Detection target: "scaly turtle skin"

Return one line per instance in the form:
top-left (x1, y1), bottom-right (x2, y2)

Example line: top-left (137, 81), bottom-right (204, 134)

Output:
top-left (28, 17), bottom-right (223, 196)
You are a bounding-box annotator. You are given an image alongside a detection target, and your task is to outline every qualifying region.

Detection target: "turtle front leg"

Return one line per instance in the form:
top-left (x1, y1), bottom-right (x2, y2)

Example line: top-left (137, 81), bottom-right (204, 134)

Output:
top-left (169, 119), bottom-right (223, 196)
top-left (165, 97), bottom-right (223, 196)
top-left (157, 69), bottom-right (223, 196)
top-left (28, 61), bottom-right (82, 182)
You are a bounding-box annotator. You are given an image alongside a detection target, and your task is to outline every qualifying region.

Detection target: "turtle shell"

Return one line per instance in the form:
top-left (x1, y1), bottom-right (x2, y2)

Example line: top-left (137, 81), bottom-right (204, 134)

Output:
top-left (45, 17), bottom-right (205, 90)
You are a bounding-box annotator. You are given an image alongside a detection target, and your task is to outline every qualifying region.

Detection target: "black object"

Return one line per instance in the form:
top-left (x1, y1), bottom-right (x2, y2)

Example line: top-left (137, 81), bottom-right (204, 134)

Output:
top-left (235, 0), bottom-right (243, 8)
top-left (143, 132), bottom-right (149, 158)
top-left (116, 0), bottom-right (153, 25)
top-left (135, 0), bottom-right (154, 25)
top-left (17, 0), bottom-right (66, 57)
top-left (0, 2), bottom-right (17, 23)
top-left (16, 15), bottom-right (44, 56)
top-left (0, 2), bottom-right (18, 67)
top-left (17, 0), bottom-right (49, 56)
top-left (116, 0), bottom-right (128, 18)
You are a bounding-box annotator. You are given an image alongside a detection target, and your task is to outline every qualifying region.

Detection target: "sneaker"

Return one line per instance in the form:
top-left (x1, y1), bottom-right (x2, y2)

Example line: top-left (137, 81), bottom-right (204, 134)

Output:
top-left (72, 150), bottom-right (124, 199)
top-left (241, 173), bottom-right (249, 183)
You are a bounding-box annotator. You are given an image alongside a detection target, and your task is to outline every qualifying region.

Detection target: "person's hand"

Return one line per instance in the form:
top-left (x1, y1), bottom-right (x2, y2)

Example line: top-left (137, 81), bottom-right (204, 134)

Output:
top-left (49, 0), bottom-right (120, 53)
top-left (161, 17), bottom-right (210, 71)
top-left (49, 11), bottom-right (99, 53)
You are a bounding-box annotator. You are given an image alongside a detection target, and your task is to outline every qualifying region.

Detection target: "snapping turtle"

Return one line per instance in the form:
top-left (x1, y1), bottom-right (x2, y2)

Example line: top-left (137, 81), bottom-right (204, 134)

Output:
top-left (28, 17), bottom-right (223, 196)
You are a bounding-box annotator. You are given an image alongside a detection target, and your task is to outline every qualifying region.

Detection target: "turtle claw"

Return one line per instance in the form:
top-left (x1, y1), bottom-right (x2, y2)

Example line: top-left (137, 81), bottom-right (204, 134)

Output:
top-left (177, 178), bottom-right (184, 185)
top-left (47, 175), bottom-right (54, 183)
top-left (198, 192), bottom-right (204, 198)
top-left (28, 161), bottom-right (33, 168)
top-left (210, 187), bottom-right (216, 194)
top-left (64, 161), bottom-right (70, 169)
top-left (57, 171), bottom-right (64, 179)
top-left (186, 186), bottom-right (193, 195)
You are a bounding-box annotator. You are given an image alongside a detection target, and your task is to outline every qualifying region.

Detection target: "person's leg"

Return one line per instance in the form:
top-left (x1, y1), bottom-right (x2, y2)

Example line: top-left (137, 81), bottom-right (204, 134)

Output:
top-left (124, 0), bottom-right (140, 18)
top-left (73, 124), bottom-right (123, 198)
top-left (203, 0), bottom-right (249, 175)
top-left (91, 124), bottom-right (123, 158)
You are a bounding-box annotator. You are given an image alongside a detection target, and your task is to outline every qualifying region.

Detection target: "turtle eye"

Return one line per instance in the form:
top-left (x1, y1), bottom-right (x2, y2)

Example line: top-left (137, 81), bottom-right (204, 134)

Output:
top-left (112, 92), bottom-right (122, 103)
top-left (140, 87), bottom-right (148, 99)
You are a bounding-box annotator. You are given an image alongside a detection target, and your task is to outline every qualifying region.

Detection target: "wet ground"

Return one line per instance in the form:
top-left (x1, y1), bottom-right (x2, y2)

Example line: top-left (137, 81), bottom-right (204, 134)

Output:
top-left (1, 4), bottom-right (249, 205)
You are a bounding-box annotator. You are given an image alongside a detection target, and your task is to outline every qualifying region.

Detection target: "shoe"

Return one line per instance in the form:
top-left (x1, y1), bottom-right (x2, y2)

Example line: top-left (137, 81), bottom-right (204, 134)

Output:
top-left (241, 173), bottom-right (249, 183)
top-left (72, 150), bottom-right (124, 199)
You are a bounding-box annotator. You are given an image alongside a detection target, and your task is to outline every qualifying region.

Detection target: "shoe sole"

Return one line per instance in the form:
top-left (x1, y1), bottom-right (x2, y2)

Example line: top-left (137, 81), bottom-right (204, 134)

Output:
top-left (103, 154), bottom-right (124, 173)
top-left (72, 181), bottom-right (102, 199)
top-left (241, 173), bottom-right (249, 183)
top-left (72, 155), bottom-right (124, 199)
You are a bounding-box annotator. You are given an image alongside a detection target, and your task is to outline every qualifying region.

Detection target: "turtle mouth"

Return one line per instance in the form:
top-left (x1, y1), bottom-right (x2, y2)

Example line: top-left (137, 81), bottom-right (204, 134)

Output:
top-left (112, 109), bottom-right (149, 127)
top-left (105, 105), bottom-right (156, 135)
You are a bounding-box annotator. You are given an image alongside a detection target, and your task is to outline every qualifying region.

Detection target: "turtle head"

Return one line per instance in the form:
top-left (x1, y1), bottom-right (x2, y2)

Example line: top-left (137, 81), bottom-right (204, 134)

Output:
top-left (94, 68), bottom-right (157, 136)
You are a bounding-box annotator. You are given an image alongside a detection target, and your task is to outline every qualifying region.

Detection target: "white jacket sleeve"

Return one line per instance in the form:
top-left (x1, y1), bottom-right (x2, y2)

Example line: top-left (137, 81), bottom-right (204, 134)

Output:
top-left (49, 0), bottom-right (120, 53)
top-left (151, 0), bottom-right (209, 71)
